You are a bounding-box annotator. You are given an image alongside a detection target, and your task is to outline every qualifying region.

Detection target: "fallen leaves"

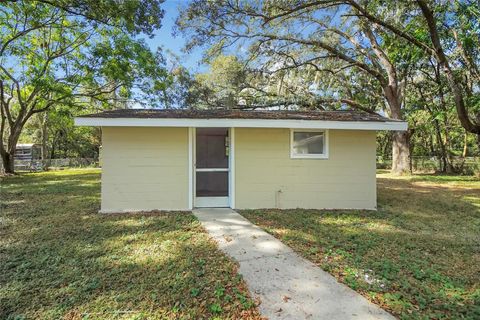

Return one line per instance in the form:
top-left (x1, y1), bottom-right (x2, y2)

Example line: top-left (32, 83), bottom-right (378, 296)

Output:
top-left (1, 169), bottom-right (264, 319)
top-left (241, 172), bottom-right (480, 319)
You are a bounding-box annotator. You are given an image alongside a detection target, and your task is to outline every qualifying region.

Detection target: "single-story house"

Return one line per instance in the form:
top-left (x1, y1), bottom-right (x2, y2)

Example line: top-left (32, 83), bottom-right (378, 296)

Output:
top-left (75, 109), bottom-right (407, 213)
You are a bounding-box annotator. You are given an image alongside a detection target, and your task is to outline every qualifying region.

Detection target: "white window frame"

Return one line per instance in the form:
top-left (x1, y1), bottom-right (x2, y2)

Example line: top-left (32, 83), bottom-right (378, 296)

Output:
top-left (290, 129), bottom-right (329, 159)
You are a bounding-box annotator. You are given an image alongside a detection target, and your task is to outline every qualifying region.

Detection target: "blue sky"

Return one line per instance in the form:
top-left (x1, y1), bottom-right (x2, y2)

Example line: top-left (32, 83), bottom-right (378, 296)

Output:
top-left (142, 0), bottom-right (206, 72)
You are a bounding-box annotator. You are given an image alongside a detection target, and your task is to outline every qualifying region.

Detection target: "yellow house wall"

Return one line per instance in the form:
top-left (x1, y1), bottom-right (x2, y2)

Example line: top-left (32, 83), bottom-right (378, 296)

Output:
top-left (100, 127), bottom-right (376, 211)
top-left (100, 127), bottom-right (189, 212)
top-left (234, 128), bottom-right (377, 209)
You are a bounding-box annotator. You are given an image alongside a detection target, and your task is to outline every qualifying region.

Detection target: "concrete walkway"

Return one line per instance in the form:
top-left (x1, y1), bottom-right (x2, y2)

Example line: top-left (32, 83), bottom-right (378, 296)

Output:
top-left (193, 208), bottom-right (395, 320)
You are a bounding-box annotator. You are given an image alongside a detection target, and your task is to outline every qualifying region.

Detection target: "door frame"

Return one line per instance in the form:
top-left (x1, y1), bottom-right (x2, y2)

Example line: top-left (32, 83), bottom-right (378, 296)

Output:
top-left (188, 127), bottom-right (235, 209)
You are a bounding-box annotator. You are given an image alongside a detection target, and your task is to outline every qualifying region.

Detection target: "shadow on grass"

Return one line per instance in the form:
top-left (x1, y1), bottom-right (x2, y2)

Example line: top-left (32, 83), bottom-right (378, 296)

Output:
top-left (1, 171), bottom-right (101, 196)
top-left (1, 171), bottom-right (259, 319)
top-left (240, 176), bottom-right (480, 319)
top-left (406, 173), bottom-right (479, 183)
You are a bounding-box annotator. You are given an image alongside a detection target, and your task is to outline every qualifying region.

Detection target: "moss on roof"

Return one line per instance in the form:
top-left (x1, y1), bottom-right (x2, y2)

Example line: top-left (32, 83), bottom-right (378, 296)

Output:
top-left (80, 109), bottom-right (397, 122)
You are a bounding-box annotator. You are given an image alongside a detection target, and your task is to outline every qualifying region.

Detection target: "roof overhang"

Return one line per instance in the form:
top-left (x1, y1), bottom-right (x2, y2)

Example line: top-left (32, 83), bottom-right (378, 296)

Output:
top-left (74, 117), bottom-right (407, 131)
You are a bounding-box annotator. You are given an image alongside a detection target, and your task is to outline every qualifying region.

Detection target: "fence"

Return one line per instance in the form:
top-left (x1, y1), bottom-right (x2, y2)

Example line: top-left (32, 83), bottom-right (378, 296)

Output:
top-left (6, 158), bottom-right (99, 172)
top-left (377, 156), bottom-right (480, 174)
top-left (2, 156), bottom-right (479, 174)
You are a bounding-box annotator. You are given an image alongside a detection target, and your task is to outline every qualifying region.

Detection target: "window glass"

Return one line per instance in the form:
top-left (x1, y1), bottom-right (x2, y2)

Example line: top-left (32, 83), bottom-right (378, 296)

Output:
top-left (292, 131), bottom-right (324, 155)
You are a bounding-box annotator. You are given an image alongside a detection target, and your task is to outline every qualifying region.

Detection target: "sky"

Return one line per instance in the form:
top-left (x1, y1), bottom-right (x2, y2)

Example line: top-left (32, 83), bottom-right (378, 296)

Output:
top-left (142, 0), bottom-right (206, 73)
top-left (146, 1), bottom-right (347, 74)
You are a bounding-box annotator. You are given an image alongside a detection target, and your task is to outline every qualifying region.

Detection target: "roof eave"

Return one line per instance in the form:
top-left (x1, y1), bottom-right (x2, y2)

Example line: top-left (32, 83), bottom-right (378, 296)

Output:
top-left (74, 117), bottom-right (408, 131)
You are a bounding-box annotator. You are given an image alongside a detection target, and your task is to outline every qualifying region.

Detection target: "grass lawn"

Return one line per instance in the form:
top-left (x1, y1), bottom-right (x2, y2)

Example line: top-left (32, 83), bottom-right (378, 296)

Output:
top-left (0, 169), bottom-right (262, 320)
top-left (241, 171), bottom-right (480, 320)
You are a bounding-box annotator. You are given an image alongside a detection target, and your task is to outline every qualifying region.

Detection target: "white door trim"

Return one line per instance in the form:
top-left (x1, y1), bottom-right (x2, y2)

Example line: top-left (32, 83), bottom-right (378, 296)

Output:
top-left (193, 127), bottom-right (233, 208)
top-left (188, 127), bottom-right (194, 209)
top-left (229, 127), bottom-right (235, 209)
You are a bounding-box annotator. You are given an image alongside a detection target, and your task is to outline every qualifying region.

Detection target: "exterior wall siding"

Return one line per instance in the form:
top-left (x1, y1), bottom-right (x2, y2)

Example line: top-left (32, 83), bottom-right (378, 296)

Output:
top-left (100, 127), bottom-right (376, 212)
top-left (101, 127), bottom-right (189, 212)
top-left (234, 128), bottom-right (377, 210)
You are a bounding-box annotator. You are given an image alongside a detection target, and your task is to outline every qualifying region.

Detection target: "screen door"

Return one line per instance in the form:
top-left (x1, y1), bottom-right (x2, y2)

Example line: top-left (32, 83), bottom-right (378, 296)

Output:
top-left (195, 128), bottom-right (229, 207)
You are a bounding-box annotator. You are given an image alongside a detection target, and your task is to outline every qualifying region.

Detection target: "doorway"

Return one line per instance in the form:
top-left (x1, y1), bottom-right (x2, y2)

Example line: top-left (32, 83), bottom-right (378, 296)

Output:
top-left (194, 128), bottom-right (229, 207)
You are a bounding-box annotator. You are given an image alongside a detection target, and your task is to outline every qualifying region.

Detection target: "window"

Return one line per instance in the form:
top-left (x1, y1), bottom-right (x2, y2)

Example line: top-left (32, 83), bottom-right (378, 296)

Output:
top-left (290, 129), bottom-right (328, 159)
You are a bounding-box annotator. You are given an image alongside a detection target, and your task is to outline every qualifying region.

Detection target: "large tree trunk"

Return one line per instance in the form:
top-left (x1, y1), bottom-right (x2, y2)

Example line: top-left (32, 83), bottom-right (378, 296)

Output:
top-left (390, 126), bottom-right (410, 175)
top-left (391, 131), bottom-right (410, 174)
top-left (0, 150), bottom-right (14, 174)
top-left (361, 23), bottom-right (411, 174)
top-left (385, 87), bottom-right (411, 175)
top-left (0, 128), bottom-right (19, 174)
top-left (1, 125), bottom-right (23, 174)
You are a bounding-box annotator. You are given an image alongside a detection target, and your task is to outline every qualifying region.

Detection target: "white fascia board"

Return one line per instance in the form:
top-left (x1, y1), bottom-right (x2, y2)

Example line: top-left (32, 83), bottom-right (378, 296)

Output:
top-left (74, 117), bottom-right (408, 131)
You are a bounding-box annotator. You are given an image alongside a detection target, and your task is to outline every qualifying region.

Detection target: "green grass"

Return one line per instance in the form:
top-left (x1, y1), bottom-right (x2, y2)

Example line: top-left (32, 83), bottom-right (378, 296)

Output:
top-left (0, 169), bottom-right (262, 320)
top-left (241, 172), bottom-right (480, 320)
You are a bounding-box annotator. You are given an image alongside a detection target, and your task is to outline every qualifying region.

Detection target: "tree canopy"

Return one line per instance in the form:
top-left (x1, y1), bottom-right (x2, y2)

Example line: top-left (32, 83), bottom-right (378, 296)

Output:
top-left (2, 0), bottom-right (479, 175)
top-left (0, 0), bottom-right (169, 173)
top-left (176, 0), bottom-right (480, 173)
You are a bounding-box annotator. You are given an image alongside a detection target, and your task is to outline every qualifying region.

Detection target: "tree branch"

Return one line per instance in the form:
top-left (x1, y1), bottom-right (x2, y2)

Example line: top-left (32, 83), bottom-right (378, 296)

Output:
top-left (262, 34), bottom-right (387, 84)
top-left (416, 0), bottom-right (480, 134)
top-left (345, 0), bottom-right (435, 55)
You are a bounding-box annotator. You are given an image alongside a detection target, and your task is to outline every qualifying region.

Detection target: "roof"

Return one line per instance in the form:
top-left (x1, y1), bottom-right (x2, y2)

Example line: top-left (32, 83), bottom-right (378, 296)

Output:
top-left (16, 143), bottom-right (39, 148)
top-left (75, 109), bottom-right (407, 131)
top-left (80, 109), bottom-right (394, 122)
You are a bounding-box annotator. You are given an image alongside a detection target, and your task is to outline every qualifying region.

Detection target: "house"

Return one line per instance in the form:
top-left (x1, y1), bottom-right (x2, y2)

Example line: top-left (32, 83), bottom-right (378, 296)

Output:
top-left (15, 144), bottom-right (41, 161)
top-left (74, 109), bottom-right (407, 213)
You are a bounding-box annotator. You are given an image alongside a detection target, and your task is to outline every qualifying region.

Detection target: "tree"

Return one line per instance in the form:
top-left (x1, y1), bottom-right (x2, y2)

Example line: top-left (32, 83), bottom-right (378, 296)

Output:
top-left (0, 0), bottom-right (164, 36)
top-left (332, 0), bottom-right (480, 143)
top-left (0, 0), bottom-right (169, 173)
top-left (195, 55), bottom-right (246, 108)
top-left (176, 1), bottom-right (420, 173)
top-left (415, 1), bottom-right (479, 136)
top-left (165, 54), bottom-right (265, 109)
top-left (22, 106), bottom-right (100, 161)
top-left (177, 0), bottom-right (480, 174)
